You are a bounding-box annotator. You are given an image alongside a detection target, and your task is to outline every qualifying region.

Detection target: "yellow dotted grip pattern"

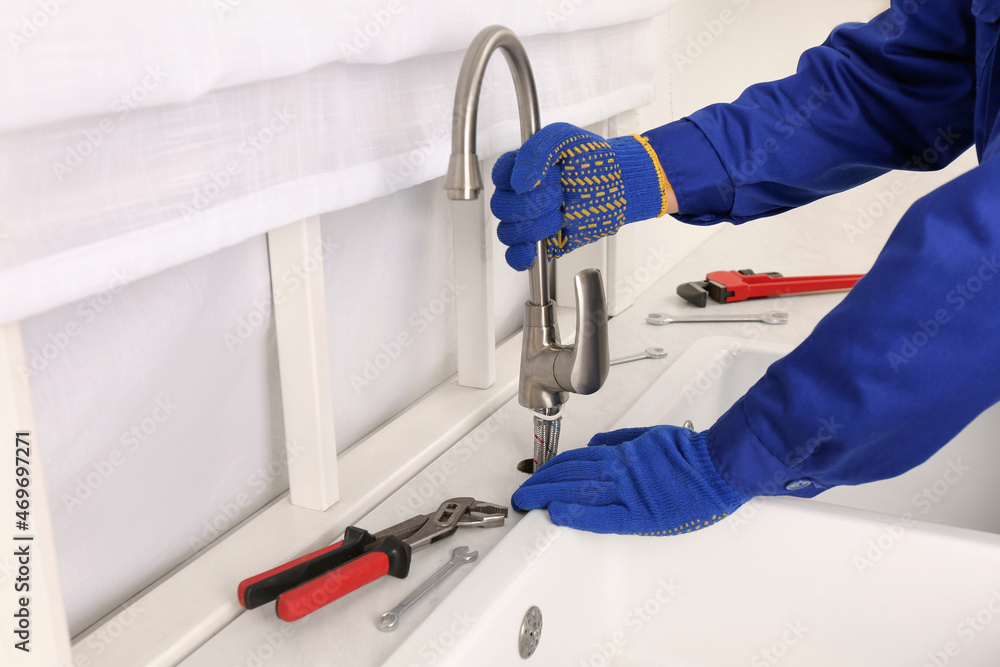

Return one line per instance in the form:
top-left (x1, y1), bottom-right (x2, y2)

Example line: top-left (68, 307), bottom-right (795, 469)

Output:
top-left (630, 513), bottom-right (730, 537)
top-left (544, 134), bottom-right (627, 260)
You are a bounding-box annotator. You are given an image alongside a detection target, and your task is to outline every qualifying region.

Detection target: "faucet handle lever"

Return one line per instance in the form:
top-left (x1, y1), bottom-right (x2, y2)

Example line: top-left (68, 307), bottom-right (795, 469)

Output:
top-left (554, 268), bottom-right (610, 395)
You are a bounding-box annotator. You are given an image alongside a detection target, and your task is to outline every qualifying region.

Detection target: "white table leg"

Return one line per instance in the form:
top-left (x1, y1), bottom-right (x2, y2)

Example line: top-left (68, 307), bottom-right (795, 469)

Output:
top-left (451, 195), bottom-right (496, 389)
top-left (267, 217), bottom-right (340, 511)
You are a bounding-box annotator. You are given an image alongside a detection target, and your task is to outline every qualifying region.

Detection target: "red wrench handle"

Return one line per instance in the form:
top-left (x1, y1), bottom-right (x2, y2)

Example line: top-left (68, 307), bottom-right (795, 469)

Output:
top-left (275, 536), bottom-right (412, 622)
top-left (237, 526), bottom-right (375, 609)
top-left (741, 273), bottom-right (864, 297)
top-left (705, 270), bottom-right (864, 302)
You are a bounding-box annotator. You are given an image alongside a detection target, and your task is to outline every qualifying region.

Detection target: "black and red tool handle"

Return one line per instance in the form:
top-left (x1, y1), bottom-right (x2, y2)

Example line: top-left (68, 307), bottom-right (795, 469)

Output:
top-left (237, 526), bottom-right (376, 610)
top-left (275, 536), bottom-right (411, 622)
top-left (236, 527), bottom-right (412, 621)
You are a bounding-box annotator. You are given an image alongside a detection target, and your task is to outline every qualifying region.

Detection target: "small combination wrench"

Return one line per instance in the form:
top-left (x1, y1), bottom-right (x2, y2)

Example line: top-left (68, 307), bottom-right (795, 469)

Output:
top-left (646, 310), bottom-right (788, 326)
top-left (376, 546), bottom-right (478, 632)
top-left (610, 346), bottom-right (668, 366)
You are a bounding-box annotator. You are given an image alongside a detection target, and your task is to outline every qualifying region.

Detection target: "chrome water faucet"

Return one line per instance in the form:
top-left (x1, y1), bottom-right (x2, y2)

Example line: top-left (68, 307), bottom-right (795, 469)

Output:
top-left (445, 25), bottom-right (610, 471)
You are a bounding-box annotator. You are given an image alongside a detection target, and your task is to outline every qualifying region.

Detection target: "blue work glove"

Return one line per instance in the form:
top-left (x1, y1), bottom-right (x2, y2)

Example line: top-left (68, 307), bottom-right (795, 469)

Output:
top-left (491, 122), bottom-right (672, 270)
top-left (511, 426), bottom-right (751, 535)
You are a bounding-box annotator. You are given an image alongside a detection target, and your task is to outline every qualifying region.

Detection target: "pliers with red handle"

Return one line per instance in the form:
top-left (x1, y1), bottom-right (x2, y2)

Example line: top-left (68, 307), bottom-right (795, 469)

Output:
top-left (677, 269), bottom-right (864, 307)
top-left (237, 497), bottom-right (507, 622)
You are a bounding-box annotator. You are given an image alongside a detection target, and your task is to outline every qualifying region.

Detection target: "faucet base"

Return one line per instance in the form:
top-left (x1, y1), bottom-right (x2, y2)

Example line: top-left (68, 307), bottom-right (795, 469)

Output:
top-left (518, 300), bottom-right (569, 410)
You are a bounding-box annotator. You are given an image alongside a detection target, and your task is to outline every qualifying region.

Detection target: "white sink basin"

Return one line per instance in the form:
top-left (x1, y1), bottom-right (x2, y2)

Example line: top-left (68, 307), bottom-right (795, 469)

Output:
top-left (621, 337), bottom-right (1000, 535)
top-left (384, 337), bottom-right (1000, 666)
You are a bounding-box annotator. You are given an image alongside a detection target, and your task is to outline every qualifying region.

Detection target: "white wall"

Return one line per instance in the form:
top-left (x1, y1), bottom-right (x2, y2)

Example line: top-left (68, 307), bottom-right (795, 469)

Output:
top-left (321, 174), bottom-right (529, 452)
top-left (26, 237), bottom-right (286, 635)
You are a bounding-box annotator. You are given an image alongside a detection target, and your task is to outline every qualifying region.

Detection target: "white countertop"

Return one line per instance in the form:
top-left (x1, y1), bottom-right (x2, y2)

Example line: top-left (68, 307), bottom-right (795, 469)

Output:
top-left (181, 157), bottom-right (971, 666)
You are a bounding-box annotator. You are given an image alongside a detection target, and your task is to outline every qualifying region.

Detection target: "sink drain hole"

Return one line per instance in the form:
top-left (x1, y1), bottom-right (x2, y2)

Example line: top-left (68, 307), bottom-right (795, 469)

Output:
top-left (518, 605), bottom-right (542, 659)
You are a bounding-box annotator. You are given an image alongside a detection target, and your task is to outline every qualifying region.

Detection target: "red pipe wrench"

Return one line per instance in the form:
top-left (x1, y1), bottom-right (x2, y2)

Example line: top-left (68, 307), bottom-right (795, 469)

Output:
top-left (677, 269), bottom-right (864, 307)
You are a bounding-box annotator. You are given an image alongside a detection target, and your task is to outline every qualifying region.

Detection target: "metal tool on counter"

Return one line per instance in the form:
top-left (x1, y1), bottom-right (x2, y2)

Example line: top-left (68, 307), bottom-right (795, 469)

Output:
top-left (376, 546), bottom-right (478, 632)
top-left (610, 347), bottom-right (668, 366)
top-left (237, 497), bottom-right (507, 622)
top-left (646, 311), bottom-right (788, 326)
top-left (677, 269), bottom-right (864, 307)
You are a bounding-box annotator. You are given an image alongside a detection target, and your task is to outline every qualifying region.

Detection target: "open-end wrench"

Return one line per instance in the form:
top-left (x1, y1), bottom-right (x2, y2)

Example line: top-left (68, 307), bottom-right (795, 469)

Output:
top-left (610, 347), bottom-right (668, 366)
top-left (646, 310), bottom-right (788, 326)
top-left (376, 546), bottom-right (478, 632)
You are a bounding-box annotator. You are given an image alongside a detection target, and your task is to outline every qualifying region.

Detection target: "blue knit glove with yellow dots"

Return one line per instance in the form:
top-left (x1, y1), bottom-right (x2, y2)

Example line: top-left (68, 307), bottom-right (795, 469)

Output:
top-left (491, 122), bottom-right (672, 270)
top-left (511, 426), bottom-right (751, 536)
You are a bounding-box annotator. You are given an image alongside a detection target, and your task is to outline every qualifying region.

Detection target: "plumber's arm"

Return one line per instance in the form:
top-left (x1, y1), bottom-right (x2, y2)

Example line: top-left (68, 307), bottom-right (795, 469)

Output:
top-left (707, 153), bottom-right (1000, 498)
top-left (646, 0), bottom-right (976, 224)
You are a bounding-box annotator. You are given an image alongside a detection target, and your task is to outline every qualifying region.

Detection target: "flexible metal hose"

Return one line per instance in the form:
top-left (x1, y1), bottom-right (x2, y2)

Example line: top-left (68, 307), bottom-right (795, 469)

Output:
top-left (532, 411), bottom-right (561, 472)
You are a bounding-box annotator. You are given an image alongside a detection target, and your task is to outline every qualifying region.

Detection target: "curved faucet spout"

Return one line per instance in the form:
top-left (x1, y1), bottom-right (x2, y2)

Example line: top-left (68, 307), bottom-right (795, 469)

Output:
top-left (445, 26), bottom-right (539, 199)
top-left (444, 25), bottom-right (550, 306)
top-left (446, 26), bottom-right (610, 465)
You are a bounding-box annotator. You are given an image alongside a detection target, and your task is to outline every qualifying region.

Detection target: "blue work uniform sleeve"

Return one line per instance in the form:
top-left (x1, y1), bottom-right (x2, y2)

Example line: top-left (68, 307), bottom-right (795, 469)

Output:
top-left (637, 0), bottom-right (1000, 496)
top-left (646, 0), bottom-right (977, 224)
top-left (709, 157), bottom-right (1000, 497)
